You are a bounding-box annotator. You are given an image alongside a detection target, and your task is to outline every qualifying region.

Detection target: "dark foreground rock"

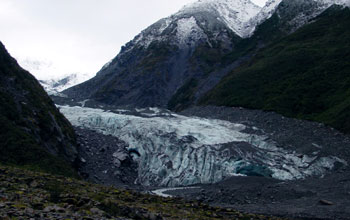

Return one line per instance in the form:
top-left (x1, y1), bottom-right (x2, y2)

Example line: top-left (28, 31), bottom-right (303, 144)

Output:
top-left (0, 165), bottom-right (284, 220)
top-left (74, 127), bottom-right (139, 189)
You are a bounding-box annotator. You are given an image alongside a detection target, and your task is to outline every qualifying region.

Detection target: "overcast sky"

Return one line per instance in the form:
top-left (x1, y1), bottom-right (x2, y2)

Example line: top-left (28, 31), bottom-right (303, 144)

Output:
top-left (0, 0), bottom-right (268, 80)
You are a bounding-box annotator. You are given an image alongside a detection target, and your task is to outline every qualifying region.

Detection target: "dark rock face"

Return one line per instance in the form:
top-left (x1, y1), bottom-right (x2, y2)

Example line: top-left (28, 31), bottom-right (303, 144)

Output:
top-left (0, 42), bottom-right (78, 176)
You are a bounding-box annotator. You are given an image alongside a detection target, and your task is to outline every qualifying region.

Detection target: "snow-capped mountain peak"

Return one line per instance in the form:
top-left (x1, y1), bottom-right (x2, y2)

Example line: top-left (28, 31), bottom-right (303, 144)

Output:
top-left (40, 72), bottom-right (95, 96)
top-left (131, 0), bottom-right (262, 49)
top-left (178, 0), bottom-right (261, 37)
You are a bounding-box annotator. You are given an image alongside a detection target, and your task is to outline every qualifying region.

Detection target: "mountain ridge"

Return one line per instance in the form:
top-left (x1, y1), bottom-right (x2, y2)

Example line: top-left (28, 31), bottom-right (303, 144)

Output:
top-left (63, 0), bottom-right (349, 116)
top-left (62, 0), bottom-right (279, 107)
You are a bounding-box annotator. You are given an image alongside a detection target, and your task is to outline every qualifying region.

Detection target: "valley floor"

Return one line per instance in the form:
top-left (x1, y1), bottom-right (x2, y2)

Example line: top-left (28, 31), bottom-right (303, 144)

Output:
top-left (162, 170), bottom-right (350, 220)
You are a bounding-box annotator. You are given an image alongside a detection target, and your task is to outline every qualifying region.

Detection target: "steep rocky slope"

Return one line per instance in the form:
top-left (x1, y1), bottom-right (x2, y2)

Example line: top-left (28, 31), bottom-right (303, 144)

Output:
top-left (0, 42), bottom-right (78, 176)
top-left (200, 6), bottom-right (350, 134)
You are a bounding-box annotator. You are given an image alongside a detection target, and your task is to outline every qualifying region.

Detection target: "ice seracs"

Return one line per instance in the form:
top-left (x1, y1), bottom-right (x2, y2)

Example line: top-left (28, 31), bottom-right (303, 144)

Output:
top-left (59, 105), bottom-right (347, 187)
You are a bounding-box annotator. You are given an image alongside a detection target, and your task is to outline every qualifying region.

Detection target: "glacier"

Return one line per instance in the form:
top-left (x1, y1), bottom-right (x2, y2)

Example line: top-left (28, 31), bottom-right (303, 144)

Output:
top-left (59, 105), bottom-right (347, 187)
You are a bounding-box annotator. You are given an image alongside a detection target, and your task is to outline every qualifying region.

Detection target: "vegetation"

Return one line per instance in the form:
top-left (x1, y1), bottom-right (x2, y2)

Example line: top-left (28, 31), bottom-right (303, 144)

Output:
top-left (137, 41), bottom-right (177, 73)
top-left (168, 78), bottom-right (198, 111)
top-left (0, 165), bottom-right (286, 219)
top-left (190, 34), bottom-right (241, 73)
top-left (0, 42), bottom-right (78, 177)
top-left (200, 7), bottom-right (350, 133)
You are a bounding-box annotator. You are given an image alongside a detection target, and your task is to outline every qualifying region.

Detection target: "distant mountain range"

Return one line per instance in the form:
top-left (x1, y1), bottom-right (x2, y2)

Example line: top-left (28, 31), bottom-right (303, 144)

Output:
top-left (39, 73), bottom-right (94, 96)
top-left (17, 58), bottom-right (94, 96)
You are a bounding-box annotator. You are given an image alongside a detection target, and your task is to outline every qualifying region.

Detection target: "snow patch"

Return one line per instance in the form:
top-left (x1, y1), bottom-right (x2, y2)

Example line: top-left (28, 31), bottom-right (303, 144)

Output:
top-left (176, 16), bottom-right (206, 45)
